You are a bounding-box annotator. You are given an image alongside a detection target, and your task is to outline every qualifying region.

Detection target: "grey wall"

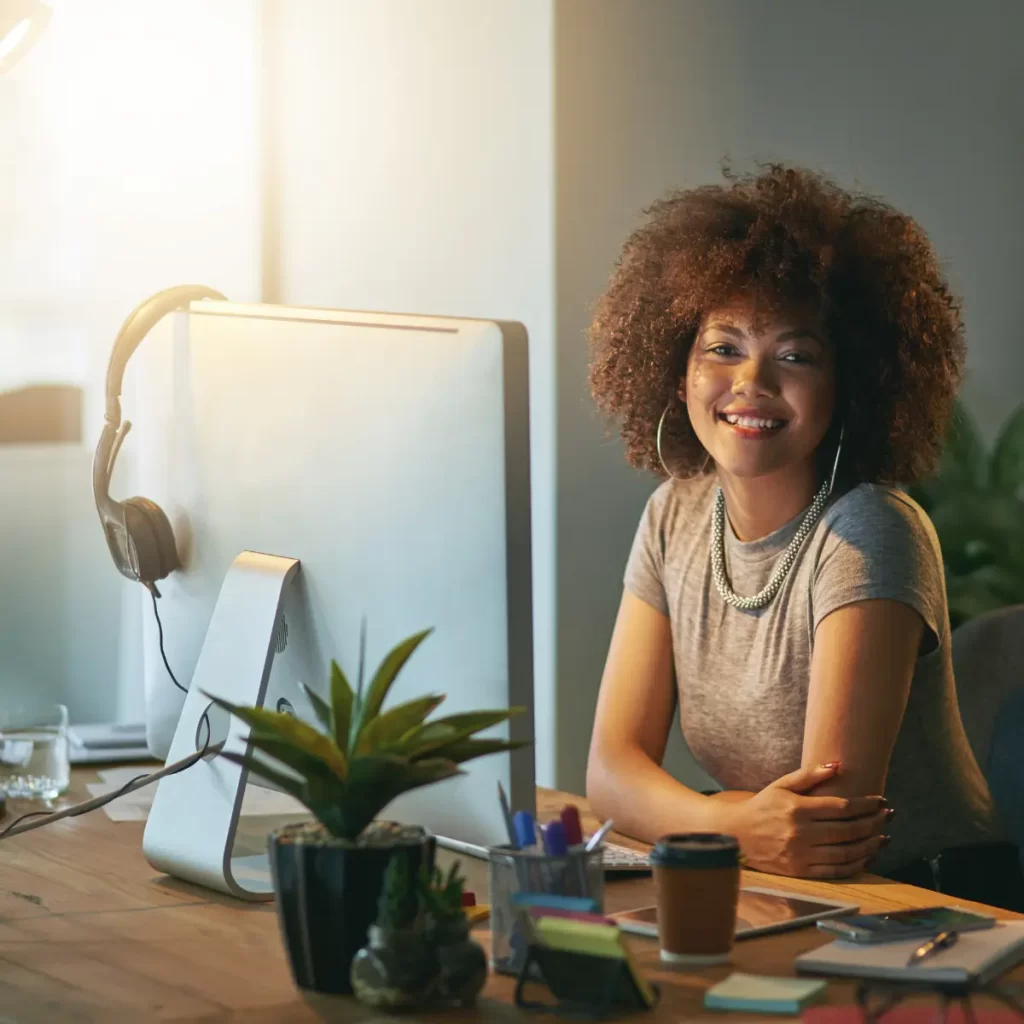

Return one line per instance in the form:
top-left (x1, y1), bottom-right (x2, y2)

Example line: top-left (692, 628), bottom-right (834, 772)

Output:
top-left (553, 0), bottom-right (1024, 794)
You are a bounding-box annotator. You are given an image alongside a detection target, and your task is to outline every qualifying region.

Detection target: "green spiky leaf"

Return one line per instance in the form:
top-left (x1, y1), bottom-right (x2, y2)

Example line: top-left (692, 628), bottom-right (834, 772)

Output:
top-left (425, 736), bottom-right (530, 765)
top-left (202, 692), bottom-right (348, 781)
top-left (247, 735), bottom-right (347, 796)
top-left (991, 406), bottom-right (1024, 493)
top-left (355, 693), bottom-right (445, 755)
top-left (400, 708), bottom-right (524, 759)
top-left (219, 750), bottom-right (308, 804)
top-left (298, 681), bottom-right (333, 735)
top-left (330, 660), bottom-right (354, 752)
top-left (351, 628), bottom-right (434, 751)
top-left (330, 754), bottom-right (464, 839)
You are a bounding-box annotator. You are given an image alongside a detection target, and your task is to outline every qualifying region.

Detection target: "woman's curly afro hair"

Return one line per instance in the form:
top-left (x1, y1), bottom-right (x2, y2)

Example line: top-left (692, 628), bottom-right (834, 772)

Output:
top-left (587, 163), bottom-right (965, 486)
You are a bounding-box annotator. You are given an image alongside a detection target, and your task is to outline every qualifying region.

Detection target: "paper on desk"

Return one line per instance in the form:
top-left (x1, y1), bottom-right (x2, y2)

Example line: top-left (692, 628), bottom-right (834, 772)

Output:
top-left (87, 768), bottom-right (309, 822)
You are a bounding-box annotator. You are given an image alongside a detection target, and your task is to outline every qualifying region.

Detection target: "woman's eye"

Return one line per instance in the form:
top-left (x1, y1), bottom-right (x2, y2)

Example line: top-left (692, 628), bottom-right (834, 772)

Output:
top-left (780, 351), bottom-right (812, 364)
top-left (707, 343), bottom-right (738, 357)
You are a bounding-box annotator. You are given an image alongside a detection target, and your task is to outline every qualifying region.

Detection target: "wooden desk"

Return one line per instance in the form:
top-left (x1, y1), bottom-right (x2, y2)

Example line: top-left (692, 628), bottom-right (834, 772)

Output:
top-left (0, 769), bottom-right (1020, 1022)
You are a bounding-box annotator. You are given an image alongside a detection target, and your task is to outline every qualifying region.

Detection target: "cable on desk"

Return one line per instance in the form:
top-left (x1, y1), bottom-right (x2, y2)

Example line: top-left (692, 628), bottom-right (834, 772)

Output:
top-left (0, 593), bottom-right (218, 840)
top-left (0, 738), bottom-right (225, 840)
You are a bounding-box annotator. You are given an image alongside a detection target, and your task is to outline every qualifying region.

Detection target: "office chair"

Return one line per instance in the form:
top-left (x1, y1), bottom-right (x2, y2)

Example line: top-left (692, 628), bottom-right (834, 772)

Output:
top-left (951, 604), bottom-right (1024, 865)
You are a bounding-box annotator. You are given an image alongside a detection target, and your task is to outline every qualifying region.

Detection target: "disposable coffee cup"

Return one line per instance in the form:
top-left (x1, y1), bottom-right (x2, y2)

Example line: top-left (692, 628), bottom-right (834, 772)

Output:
top-left (650, 833), bottom-right (741, 965)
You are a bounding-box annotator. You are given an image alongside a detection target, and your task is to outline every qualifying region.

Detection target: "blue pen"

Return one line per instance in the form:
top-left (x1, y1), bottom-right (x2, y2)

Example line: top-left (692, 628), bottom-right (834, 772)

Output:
top-left (542, 820), bottom-right (568, 857)
top-left (513, 810), bottom-right (537, 849)
top-left (497, 781), bottom-right (518, 847)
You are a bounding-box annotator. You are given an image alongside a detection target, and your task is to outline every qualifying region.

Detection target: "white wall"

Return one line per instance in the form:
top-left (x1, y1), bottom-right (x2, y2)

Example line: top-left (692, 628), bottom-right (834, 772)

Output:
top-left (271, 1), bottom-right (558, 784)
top-left (0, 0), bottom-right (262, 725)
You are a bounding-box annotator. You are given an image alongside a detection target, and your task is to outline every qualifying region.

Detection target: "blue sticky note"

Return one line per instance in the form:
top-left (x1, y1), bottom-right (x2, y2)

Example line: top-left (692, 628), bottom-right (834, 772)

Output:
top-left (510, 892), bottom-right (599, 915)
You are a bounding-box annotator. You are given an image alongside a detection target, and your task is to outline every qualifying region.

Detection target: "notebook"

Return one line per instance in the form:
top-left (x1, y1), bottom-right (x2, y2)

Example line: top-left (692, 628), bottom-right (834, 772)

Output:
top-left (795, 921), bottom-right (1024, 985)
top-left (705, 972), bottom-right (828, 1014)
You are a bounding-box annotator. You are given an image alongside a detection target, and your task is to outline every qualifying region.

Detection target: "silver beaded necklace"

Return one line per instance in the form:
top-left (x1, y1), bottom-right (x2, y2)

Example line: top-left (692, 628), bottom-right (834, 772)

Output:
top-left (711, 479), bottom-right (830, 610)
top-left (655, 404), bottom-right (846, 611)
top-left (711, 423), bottom-right (845, 610)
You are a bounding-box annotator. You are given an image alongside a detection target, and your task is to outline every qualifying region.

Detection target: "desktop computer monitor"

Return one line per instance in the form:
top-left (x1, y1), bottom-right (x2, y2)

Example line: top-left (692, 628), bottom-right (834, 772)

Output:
top-left (126, 301), bottom-right (534, 892)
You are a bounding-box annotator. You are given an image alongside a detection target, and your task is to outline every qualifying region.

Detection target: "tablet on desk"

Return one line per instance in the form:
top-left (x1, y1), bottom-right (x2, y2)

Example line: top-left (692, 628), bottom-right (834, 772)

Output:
top-left (613, 886), bottom-right (859, 941)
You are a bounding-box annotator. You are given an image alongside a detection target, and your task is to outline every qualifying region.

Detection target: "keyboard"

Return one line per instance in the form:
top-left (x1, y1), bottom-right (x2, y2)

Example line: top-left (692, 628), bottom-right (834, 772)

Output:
top-left (599, 839), bottom-right (652, 873)
top-left (435, 833), bottom-right (651, 873)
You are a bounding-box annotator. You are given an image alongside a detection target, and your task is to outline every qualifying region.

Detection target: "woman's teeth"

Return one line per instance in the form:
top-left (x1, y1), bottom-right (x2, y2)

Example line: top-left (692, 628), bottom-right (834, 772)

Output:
top-left (722, 414), bottom-right (785, 430)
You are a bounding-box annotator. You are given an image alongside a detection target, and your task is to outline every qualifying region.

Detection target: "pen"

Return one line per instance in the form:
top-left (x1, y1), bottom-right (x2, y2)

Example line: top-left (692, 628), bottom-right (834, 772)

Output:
top-left (542, 820), bottom-right (568, 857)
top-left (560, 804), bottom-right (584, 847)
top-left (514, 810), bottom-right (538, 850)
top-left (497, 781), bottom-right (518, 848)
top-left (585, 818), bottom-right (614, 853)
top-left (906, 929), bottom-right (959, 967)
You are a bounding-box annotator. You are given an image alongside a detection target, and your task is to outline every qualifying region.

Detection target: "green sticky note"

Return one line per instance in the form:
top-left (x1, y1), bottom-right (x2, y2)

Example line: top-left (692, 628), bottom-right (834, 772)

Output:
top-left (704, 972), bottom-right (828, 1014)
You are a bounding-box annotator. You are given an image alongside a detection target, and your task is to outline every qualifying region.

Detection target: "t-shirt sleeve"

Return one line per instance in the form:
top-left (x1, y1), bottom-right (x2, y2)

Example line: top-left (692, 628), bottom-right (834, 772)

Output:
top-left (623, 487), bottom-right (670, 616)
top-left (812, 488), bottom-right (945, 654)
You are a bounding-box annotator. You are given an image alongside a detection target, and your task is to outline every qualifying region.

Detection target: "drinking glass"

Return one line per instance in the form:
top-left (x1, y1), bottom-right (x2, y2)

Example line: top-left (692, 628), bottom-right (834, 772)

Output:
top-left (0, 703), bottom-right (70, 800)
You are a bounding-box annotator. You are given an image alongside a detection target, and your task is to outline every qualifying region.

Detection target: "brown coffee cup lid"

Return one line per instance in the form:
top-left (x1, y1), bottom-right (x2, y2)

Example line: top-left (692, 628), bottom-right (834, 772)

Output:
top-left (650, 833), bottom-right (740, 869)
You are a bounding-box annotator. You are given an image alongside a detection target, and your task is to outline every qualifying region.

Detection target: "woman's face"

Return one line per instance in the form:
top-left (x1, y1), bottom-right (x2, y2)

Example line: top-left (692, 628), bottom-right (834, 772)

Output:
top-left (683, 299), bottom-right (837, 481)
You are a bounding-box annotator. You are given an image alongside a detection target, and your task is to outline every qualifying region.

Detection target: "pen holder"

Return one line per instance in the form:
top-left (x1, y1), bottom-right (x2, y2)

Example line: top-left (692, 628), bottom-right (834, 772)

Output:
top-left (488, 843), bottom-right (605, 975)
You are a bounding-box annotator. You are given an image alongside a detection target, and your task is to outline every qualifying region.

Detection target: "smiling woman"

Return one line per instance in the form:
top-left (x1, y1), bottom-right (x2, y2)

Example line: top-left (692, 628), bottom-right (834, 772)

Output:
top-left (585, 163), bottom-right (1024, 913)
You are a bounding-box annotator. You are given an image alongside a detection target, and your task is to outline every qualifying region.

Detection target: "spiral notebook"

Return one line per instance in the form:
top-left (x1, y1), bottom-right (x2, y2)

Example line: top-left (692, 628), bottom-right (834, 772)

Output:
top-left (795, 921), bottom-right (1024, 986)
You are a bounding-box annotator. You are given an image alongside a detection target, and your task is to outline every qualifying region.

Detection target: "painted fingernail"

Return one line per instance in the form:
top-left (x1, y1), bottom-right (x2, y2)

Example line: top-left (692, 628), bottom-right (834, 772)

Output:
top-left (820, 761), bottom-right (841, 770)
top-left (884, 807), bottom-right (896, 821)
top-left (880, 835), bottom-right (891, 847)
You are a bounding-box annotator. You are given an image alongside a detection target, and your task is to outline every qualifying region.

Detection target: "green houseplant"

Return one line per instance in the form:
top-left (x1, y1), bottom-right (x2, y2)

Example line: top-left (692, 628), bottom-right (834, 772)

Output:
top-left (205, 625), bottom-right (526, 995)
top-left (908, 400), bottom-right (1024, 628)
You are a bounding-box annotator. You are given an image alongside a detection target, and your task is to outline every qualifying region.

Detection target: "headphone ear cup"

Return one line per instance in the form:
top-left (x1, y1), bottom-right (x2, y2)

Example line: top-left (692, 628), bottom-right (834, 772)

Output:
top-left (123, 497), bottom-right (180, 583)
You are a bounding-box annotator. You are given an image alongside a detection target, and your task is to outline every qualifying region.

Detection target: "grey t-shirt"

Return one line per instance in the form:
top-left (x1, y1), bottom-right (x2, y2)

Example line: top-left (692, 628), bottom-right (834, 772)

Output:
top-left (624, 474), bottom-right (1000, 873)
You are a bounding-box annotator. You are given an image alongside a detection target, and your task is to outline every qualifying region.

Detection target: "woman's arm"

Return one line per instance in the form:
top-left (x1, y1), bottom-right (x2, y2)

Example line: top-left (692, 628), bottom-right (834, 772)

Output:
top-left (588, 590), bottom-right (889, 874)
top-left (586, 590), bottom-right (728, 841)
top-left (801, 599), bottom-right (924, 800)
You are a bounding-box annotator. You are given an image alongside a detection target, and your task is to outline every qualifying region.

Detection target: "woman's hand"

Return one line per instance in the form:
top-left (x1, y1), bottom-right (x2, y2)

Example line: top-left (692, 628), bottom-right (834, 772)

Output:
top-left (723, 762), bottom-right (891, 878)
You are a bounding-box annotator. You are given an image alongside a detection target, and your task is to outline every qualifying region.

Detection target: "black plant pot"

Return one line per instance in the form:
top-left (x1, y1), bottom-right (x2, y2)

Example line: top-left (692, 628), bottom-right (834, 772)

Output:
top-left (268, 821), bottom-right (435, 995)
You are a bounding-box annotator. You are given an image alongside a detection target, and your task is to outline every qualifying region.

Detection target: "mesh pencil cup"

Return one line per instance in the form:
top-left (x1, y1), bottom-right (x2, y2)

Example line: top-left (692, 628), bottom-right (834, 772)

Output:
top-left (488, 843), bottom-right (605, 975)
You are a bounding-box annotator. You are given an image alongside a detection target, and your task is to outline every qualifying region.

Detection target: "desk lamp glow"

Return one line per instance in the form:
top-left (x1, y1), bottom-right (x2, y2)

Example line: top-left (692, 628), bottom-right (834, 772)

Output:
top-left (0, 0), bottom-right (50, 75)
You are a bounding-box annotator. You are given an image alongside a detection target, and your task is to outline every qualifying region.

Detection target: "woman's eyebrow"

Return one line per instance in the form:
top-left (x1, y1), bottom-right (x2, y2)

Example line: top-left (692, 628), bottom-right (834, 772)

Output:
top-left (775, 328), bottom-right (825, 346)
top-left (701, 322), bottom-right (744, 337)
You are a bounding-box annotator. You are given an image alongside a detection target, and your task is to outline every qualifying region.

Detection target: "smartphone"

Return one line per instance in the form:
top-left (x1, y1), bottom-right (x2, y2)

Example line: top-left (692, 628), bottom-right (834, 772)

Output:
top-left (816, 906), bottom-right (996, 944)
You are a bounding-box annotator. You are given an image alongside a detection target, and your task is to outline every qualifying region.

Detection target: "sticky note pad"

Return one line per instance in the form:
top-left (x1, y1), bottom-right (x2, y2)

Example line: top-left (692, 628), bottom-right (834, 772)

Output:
top-left (534, 917), bottom-right (625, 959)
top-left (704, 972), bottom-right (828, 1014)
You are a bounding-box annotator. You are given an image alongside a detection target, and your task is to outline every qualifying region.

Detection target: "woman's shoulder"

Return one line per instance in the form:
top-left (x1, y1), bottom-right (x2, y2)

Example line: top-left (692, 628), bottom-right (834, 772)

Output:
top-left (821, 482), bottom-right (940, 551)
top-left (642, 473), bottom-right (718, 534)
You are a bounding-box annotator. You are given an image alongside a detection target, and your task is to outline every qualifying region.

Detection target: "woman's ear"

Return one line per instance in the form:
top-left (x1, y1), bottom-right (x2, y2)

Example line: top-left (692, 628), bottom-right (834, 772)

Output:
top-left (677, 378), bottom-right (687, 403)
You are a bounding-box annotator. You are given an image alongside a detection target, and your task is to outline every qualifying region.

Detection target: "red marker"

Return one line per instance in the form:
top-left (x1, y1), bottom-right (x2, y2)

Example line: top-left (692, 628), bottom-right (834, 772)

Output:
top-left (560, 804), bottom-right (584, 847)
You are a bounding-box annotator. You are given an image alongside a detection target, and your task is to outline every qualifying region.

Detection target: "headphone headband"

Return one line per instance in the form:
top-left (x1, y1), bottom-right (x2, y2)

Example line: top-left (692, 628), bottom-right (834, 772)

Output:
top-left (93, 285), bottom-right (226, 584)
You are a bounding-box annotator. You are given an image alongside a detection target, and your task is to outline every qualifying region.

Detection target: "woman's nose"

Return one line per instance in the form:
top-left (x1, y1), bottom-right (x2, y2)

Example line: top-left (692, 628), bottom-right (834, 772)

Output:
top-left (732, 358), bottom-right (777, 398)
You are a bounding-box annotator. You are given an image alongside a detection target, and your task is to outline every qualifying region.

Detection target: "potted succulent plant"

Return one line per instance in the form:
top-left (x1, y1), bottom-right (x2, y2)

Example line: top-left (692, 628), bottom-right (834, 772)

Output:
top-left (206, 625), bottom-right (525, 995)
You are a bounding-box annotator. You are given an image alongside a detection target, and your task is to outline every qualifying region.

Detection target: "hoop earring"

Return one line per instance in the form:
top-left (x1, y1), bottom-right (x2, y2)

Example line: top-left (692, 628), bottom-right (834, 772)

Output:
top-left (657, 403), bottom-right (711, 481)
top-left (828, 423), bottom-right (845, 497)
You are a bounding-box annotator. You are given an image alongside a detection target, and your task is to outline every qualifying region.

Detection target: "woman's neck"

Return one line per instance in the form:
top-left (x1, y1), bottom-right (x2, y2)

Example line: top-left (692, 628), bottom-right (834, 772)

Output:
top-left (717, 463), bottom-right (821, 542)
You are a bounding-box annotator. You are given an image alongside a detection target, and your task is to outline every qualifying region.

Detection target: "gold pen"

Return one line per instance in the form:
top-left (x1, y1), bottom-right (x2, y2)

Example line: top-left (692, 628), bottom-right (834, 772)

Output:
top-left (906, 929), bottom-right (959, 967)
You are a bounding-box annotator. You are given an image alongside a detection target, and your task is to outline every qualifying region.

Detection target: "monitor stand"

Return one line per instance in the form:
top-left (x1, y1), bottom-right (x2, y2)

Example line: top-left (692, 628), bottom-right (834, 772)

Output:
top-left (142, 550), bottom-right (300, 901)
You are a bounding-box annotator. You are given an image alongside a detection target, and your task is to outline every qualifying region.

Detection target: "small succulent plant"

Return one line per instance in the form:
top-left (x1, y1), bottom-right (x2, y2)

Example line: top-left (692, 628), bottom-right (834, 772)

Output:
top-left (205, 624), bottom-right (526, 841)
top-left (377, 854), bottom-right (418, 931)
top-left (419, 861), bottom-right (469, 929)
